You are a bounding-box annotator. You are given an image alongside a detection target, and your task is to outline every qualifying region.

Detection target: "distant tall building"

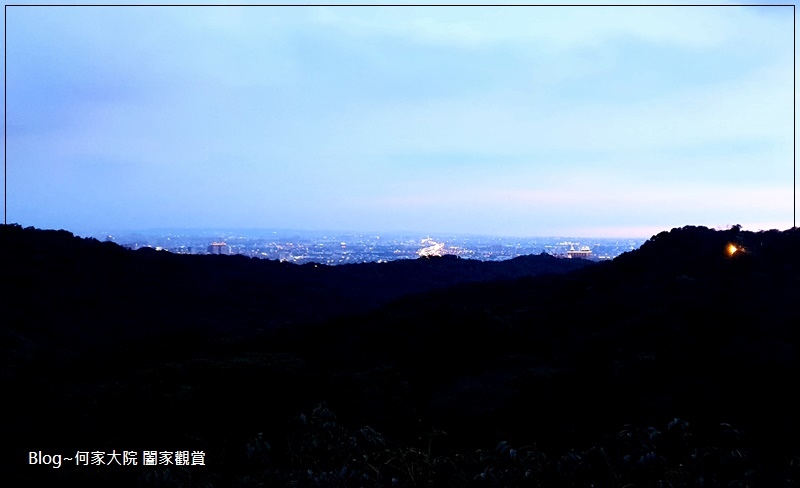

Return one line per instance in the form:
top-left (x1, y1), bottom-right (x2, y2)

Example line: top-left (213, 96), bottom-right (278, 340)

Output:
top-left (207, 242), bottom-right (228, 255)
top-left (567, 245), bottom-right (593, 259)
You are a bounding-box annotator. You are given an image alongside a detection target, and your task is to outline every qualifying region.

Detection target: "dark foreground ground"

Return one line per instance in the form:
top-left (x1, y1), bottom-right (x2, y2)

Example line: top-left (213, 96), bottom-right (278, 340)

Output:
top-left (1, 224), bottom-right (798, 487)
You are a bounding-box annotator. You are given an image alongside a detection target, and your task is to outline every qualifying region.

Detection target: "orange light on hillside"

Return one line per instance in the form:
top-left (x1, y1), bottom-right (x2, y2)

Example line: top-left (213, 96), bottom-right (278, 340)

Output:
top-left (727, 243), bottom-right (739, 256)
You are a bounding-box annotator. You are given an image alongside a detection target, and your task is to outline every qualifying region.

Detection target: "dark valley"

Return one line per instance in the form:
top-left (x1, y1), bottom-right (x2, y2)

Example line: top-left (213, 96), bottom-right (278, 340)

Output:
top-left (1, 223), bottom-right (798, 487)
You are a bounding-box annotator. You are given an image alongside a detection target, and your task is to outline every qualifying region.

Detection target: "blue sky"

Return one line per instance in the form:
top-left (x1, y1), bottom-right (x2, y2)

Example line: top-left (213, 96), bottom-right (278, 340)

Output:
top-left (3, 2), bottom-right (795, 237)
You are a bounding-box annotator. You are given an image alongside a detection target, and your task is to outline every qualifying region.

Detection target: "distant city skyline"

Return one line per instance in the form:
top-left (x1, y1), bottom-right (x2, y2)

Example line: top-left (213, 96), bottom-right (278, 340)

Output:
top-left (84, 226), bottom-right (647, 264)
top-left (4, 3), bottom-right (795, 238)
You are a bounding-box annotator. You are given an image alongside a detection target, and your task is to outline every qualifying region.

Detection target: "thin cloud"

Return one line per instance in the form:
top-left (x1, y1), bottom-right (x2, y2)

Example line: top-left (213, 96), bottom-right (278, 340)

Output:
top-left (308, 6), bottom-right (746, 50)
top-left (5, 5), bottom-right (794, 235)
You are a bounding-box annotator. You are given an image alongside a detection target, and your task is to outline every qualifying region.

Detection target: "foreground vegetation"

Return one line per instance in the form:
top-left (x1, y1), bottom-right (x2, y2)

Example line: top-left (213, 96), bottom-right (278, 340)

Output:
top-left (40, 403), bottom-right (794, 487)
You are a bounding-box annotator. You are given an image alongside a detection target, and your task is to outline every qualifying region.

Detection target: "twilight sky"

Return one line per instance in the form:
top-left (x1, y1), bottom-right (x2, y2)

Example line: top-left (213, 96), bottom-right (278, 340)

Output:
top-left (4, 3), bottom-right (795, 237)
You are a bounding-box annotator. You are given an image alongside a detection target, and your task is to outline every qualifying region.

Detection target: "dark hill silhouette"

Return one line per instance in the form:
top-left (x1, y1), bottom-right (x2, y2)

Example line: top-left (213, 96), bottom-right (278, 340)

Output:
top-left (1, 224), bottom-right (591, 373)
top-left (1, 223), bottom-right (797, 487)
top-left (272, 225), bottom-right (798, 438)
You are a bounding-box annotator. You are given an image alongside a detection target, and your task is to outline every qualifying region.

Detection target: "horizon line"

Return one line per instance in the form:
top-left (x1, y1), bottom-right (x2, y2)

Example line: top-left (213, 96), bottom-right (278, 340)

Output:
top-left (5, 222), bottom-right (795, 241)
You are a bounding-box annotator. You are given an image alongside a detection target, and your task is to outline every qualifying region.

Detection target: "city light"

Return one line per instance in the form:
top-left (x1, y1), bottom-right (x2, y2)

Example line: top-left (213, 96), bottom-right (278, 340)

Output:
top-left (92, 230), bottom-right (646, 264)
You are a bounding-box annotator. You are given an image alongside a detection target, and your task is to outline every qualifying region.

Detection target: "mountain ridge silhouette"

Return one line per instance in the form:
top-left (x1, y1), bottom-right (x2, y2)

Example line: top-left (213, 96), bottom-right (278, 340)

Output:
top-left (1, 223), bottom-right (797, 486)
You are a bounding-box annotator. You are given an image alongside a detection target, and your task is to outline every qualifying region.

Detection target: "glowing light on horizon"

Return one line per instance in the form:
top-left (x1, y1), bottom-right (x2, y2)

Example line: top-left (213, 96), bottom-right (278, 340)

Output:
top-left (418, 238), bottom-right (445, 257)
